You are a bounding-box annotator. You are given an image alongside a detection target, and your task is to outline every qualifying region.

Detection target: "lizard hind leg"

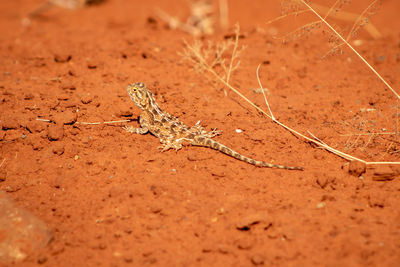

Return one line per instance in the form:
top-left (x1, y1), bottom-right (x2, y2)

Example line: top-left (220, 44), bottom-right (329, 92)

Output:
top-left (206, 128), bottom-right (221, 138)
top-left (158, 138), bottom-right (183, 152)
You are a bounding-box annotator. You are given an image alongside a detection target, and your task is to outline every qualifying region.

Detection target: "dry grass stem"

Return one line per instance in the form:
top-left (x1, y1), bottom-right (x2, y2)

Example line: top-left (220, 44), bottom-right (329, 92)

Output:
top-left (36, 118), bottom-right (51, 122)
top-left (225, 24), bottom-right (241, 84)
top-left (218, 0), bottom-right (229, 30)
top-left (256, 64), bottom-right (275, 121)
top-left (269, 0), bottom-right (381, 39)
top-left (345, 0), bottom-right (381, 41)
top-left (266, 9), bottom-right (310, 26)
top-left (36, 118), bottom-right (132, 125)
top-left (180, 24), bottom-right (244, 85)
top-left (76, 120), bottom-right (132, 125)
top-left (298, 0), bottom-right (399, 100)
top-left (276, 21), bottom-right (323, 43)
top-left (0, 158), bottom-right (6, 168)
top-left (182, 39), bottom-right (400, 164)
top-left (182, 40), bottom-right (270, 119)
top-left (256, 68), bottom-right (398, 165)
top-left (340, 132), bottom-right (398, 137)
top-left (322, 0), bottom-right (381, 58)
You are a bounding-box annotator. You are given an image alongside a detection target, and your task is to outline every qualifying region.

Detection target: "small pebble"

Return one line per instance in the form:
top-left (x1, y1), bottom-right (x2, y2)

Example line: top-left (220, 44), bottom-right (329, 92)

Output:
top-left (316, 176), bottom-right (329, 189)
top-left (52, 143), bottom-right (65, 155)
top-left (37, 255), bottom-right (48, 264)
top-left (251, 254), bottom-right (265, 265)
top-left (235, 237), bottom-right (255, 250)
top-left (54, 54), bottom-right (71, 63)
top-left (81, 94), bottom-right (93, 104)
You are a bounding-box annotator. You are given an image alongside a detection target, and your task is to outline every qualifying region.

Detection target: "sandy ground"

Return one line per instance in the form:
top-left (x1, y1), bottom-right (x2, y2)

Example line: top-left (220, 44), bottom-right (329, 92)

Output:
top-left (0, 0), bottom-right (400, 266)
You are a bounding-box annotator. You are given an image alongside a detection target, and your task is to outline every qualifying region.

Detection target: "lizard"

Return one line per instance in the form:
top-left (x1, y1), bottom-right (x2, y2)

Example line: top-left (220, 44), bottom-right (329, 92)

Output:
top-left (123, 82), bottom-right (303, 170)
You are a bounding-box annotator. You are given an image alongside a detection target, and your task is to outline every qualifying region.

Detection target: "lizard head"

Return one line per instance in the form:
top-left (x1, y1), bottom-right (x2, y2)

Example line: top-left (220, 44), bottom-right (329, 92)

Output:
top-left (126, 82), bottom-right (151, 110)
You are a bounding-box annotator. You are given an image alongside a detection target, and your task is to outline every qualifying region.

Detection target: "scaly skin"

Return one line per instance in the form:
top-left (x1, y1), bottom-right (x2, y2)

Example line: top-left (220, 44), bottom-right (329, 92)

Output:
top-left (124, 82), bottom-right (303, 170)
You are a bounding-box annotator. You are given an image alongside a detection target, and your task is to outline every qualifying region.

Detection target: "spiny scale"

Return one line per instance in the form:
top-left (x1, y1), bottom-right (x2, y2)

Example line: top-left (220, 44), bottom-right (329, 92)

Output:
top-left (125, 82), bottom-right (303, 171)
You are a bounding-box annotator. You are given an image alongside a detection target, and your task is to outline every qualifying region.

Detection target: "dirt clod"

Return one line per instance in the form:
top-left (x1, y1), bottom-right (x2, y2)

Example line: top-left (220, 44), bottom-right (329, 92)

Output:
top-left (348, 161), bottom-right (367, 177)
top-left (372, 165), bottom-right (398, 181)
top-left (47, 123), bottom-right (64, 141)
top-left (81, 94), bottom-right (93, 104)
top-left (53, 110), bottom-right (77, 125)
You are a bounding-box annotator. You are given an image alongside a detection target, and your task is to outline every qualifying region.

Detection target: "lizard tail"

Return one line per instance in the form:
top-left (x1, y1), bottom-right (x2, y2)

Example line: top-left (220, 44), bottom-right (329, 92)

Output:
top-left (193, 137), bottom-right (303, 170)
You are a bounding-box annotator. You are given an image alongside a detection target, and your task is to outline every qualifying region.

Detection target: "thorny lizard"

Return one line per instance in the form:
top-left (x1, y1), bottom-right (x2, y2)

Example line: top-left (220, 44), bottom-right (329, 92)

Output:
top-left (124, 82), bottom-right (303, 170)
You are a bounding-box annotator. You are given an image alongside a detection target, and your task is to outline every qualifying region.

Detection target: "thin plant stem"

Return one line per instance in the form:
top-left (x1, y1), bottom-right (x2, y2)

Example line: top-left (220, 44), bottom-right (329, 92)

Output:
top-left (299, 0), bottom-right (399, 100)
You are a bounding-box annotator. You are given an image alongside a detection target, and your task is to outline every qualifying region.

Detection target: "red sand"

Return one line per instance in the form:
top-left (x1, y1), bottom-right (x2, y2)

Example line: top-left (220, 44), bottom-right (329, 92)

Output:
top-left (0, 0), bottom-right (399, 266)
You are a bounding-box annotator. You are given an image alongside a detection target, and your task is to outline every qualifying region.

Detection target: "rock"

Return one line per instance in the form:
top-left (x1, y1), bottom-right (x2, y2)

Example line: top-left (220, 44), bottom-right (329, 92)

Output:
top-left (47, 123), bottom-right (64, 141)
top-left (348, 161), bottom-right (366, 177)
top-left (0, 191), bottom-right (53, 265)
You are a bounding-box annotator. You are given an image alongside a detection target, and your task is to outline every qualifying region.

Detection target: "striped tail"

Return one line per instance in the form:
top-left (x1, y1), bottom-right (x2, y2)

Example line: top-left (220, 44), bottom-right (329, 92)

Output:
top-left (192, 137), bottom-right (303, 170)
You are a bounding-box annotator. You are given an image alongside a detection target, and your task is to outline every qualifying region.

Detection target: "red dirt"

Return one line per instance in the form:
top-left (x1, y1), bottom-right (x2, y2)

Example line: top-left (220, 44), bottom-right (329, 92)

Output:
top-left (1, 0), bottom-right (400, 266)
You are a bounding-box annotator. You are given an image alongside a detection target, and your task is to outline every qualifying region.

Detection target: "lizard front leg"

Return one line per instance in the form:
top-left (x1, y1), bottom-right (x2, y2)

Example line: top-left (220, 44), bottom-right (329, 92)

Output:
top-left (123, 125), bottom-right (149, 134)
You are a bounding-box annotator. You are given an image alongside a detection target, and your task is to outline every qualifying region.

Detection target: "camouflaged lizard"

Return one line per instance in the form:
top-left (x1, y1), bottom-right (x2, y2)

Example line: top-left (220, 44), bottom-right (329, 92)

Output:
top-left (124, 82), bottom-right (303, 170)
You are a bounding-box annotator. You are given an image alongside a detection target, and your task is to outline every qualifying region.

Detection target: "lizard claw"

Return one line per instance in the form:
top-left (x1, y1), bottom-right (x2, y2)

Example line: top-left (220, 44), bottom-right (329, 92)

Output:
top-left (208, 128), bottom-right (221, 137)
